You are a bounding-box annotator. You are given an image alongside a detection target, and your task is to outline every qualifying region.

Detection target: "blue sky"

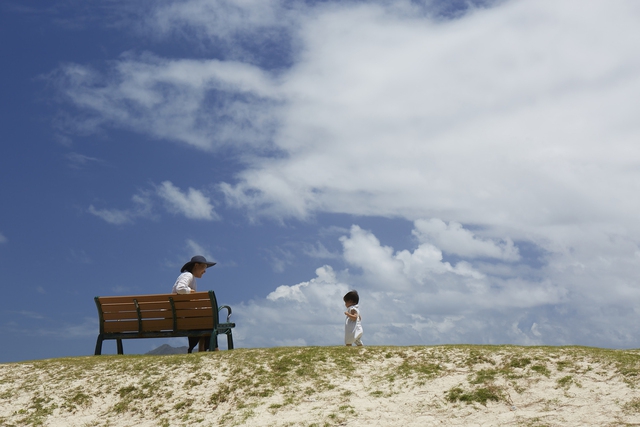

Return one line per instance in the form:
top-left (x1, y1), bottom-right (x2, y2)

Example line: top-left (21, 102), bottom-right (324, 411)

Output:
top-left (2, 0), bottom-right (640, 363)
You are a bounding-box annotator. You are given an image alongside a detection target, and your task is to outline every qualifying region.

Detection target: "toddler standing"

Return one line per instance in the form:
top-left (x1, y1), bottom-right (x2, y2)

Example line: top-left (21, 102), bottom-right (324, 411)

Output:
top-left (344, 290), bottom-right (363, 346)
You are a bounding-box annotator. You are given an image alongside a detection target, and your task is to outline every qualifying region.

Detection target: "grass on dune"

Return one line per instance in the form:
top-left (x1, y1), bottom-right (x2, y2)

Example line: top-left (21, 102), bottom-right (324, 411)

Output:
top-left (1, 345), bottom-right (640, 426)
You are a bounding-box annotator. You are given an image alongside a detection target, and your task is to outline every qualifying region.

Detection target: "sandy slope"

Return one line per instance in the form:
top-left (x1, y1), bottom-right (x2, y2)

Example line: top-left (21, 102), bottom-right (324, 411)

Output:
top-left (1, 346), bottom-right (640, 426)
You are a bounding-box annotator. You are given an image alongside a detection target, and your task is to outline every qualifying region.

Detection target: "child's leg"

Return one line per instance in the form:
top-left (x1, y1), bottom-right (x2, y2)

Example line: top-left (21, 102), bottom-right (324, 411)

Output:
top-left (355, 338), bottom-right (363, 346)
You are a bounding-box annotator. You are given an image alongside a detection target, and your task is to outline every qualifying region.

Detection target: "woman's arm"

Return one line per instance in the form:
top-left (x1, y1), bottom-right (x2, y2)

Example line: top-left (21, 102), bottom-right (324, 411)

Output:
top-left (172, 273), bottom-right (194, 294)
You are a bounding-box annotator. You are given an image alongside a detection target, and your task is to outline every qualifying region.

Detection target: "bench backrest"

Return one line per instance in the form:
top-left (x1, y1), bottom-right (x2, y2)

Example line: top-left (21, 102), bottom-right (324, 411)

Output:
top-left (95, 291), bottom-right (221, 334)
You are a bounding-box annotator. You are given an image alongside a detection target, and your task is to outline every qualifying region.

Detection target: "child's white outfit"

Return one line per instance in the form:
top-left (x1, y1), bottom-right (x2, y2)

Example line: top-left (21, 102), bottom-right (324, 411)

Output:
top-left (345, 304), bottom-right (364, 346)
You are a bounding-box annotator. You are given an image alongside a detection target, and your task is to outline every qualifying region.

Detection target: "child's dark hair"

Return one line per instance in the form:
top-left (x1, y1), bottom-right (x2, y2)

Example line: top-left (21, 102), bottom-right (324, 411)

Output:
top-left (343, 290), bottom-right (359, 304)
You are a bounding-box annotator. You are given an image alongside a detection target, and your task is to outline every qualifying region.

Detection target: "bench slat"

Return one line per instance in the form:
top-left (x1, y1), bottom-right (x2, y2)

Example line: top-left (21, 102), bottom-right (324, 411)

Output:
top-left (98, 293), bottom-right (211, 305)
top-left (173, 301), bottom-right (213, 310)
top-left (103, 320), bottom-right (176, 333)
top-left (170, 292), bottom-right (211, 301)
top-left (137, 309), bottom-right (174, 319)
top-left (137, 301), bottom-right (173, 309)
top-left (176, 317), bottom-right (214, 330)
top-left (99, 303), bottom-right (136, 312)
top-left (100, 301), bottom-right (172, 311)
top-left (103, 318), bottom-right (214, 333)
top-left (102, 310), bottom-right (173, 321)
top-left (102, 312), bottom-right (138, 321)
top-left (174, 309), bottom-right (214, 319)
top-left (103, 320), bottom-right (139, 333)
top-left (140, 319), bottom-right (174, 332)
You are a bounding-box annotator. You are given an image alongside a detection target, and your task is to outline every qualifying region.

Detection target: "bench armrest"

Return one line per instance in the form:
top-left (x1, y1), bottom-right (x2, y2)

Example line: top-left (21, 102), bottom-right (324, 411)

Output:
top-left (218, 305), bottom-right (232, 322)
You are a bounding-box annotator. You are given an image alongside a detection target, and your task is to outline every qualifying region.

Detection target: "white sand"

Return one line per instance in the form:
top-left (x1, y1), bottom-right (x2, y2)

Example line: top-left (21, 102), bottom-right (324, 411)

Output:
top-left (1, 346), bottom-right (639, 426)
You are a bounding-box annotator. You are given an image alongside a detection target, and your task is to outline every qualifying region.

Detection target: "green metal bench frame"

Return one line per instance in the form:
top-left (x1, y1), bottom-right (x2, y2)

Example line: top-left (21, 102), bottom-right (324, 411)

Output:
top-left (94, 290), bottom-right (235, 355)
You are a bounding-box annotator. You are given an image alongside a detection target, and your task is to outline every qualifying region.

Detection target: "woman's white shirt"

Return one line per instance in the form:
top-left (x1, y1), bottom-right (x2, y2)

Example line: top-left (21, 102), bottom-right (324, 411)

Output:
top-left (172, 272), bottom-right (196, 294)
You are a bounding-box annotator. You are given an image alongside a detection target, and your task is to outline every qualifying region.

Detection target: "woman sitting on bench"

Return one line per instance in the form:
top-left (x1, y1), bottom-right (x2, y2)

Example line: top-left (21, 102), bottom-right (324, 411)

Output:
top-left (172, 255), bottom-right (216, 353)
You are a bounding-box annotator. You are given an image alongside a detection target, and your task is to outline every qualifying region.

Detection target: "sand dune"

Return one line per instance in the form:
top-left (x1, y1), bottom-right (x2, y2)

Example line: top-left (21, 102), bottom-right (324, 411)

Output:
top-left (1, 345), bottom-right (640, 426)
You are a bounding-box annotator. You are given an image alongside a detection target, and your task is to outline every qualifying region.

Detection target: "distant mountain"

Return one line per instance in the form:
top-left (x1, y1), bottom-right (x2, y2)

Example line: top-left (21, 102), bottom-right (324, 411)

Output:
top-left (145, 344), bottom-right (188, 355)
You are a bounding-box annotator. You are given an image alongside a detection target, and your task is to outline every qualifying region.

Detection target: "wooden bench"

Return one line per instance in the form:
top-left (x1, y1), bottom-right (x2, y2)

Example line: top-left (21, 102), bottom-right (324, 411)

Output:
top-left (94, 291), bottom-right (235, 355)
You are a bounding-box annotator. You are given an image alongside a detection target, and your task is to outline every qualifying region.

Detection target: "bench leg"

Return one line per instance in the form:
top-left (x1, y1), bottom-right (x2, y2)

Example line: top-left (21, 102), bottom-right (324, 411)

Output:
top-left (208, 334), bottom-right (219, 351)
top-left (94, 335), bottom-right (104, 355)
top-left (117, 339), bottom-right (124, 355)
top-left (198, 337), bottom-right (206, 352)
top-left (227, 332), bottom-right (234, 350)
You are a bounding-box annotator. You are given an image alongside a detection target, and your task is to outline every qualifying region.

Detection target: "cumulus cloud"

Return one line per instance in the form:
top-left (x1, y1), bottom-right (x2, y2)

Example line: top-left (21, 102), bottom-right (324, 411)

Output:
top-left (267, 265), bottom-right (341, 303)
top-left (234, 220), bottom-right (640, 349)
top-left (57, 0), bottom-right (640, 347)
top-left (413, 219), bottom-right (519, 261)
top-left (234, 222), bottom-right (572, 348)
top-left (156, 181), bottom-right (219, 220)
top-left (236, 265), bottom-right (349, 347)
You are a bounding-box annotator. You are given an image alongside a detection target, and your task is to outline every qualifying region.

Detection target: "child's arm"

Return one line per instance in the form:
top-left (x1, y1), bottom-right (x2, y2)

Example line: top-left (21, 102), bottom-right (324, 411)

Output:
top-left (344, 308), bottom-right (359, 320)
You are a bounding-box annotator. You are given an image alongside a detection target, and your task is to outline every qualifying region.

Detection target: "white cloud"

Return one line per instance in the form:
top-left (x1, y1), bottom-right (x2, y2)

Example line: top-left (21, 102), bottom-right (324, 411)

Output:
top-left (267, 265), bottom-right (346, 304)
top-left (156, 181), bottom-right (219, 220)
top-left (0, 233), bottom-right (6, 243)
top-left (214, 1), bottom-right (640, 348)
top-left (57, 317), bottom-right (99, 339)
top-left (88, 181), bottom-right (219, 224)
top-left (56, 55), bottom-right (280, 151)
top-left (236, 265), bottom-right (349, 347)
top-left (88, 205), bottom-right (134, 225)
top-left (66, 152), bottom-right (102, 169)
top-left (58, 0), bottom-right (640, 347)
top-left (218, 0), bottom-right (640, 232)
top-left (67, 249), bottom-right (93, 264)
top-left (185, 239), bottom-right (208, 258)
top-left (16, 311), bottom-right (45, 320)
top-left (413, 219), bottom-right (520, 261)
top-left (147, 0), bottom-right (292, 42)
top-left (266, 283), bottom-right (307, 303)
top-left (162, 239), bottom-right (218, 282)
top-left (234, 223), bottom-right (573, 348)
top-left (232, 221), bottom-right (640, 349)
top-left (264, 246), bottom-right (295, 273)
top-left (88, 194), bottom-right (152, 225)
top-left (184, 239), bottom-right (216, 266)
top-left (303, 242), bottom-right (340, 259)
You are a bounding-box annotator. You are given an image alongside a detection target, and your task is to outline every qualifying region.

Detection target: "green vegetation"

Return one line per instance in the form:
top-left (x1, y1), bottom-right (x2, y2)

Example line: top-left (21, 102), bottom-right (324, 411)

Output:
top-left (623, 397), bottom-right (640, 413)
top-left (61, 389), bottom-right (92, 412)
top-left (556, 375), bottom-right (574, 389)
top-left (530, 364), bottom-right (551, 377)
top-left (446, 385), bottom-right (503, 405)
